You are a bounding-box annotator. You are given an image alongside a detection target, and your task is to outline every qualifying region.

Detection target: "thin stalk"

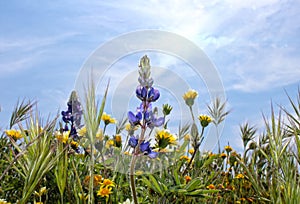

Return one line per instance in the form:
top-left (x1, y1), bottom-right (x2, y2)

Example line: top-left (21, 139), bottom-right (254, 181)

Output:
top-left (182, 127), bottom-right (204, 175)
top-left (189, 106), bottom-right (195, 122)
top-left (130, 122), bottom-right (146, 204)
top-left (88, 144), bottom-right (95, 204)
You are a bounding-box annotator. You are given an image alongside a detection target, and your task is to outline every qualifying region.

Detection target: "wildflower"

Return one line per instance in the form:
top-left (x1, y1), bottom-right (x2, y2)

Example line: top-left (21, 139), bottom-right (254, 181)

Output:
top-left (185, 175), bottom-right (192, 184)
top-left (96, 128), bottom-right (103, 140)
top-left (188, 149), bottom-right (195, 155)
top-left (128, 111), bottom-right (142, 126)
top-left (129, 136), bottom-right (138, 148)
top-left (135, 170), bottom-right (144, 176)
top-left (102, 112), bottom-right (116, 125)
top-left (206, 184), bottom-right (215, 189)
top-left (101, 179), bottom-right (115, 188)
top-left (220, 153), bottom-right (227, 159)
top-left (115, 134), bottom-right (122, 147)
top-left (124, 151), bottom-right (131, 155)
top-left (94, 175), bottom-right (103, 186)
top-left (5, 129), bottom-right (22, 140)
top-left (55, 131), bottom-right (69, 143)
top-left (147, 87), bottom-right (160, 102)
top-left (136, 86), bottom-right (147, 100)
top-left (105, 140), bottom-right (114, 149)
top-left (184, 134), bottom-right (191, 141)
top-left (97, 186), bottom-right (112, 198)
top-left (198, 115), bottom-right (212, 127)
top-left (155, 129), bottom-right (177, 149)
top-left (162, 104), bottom-right (172, 116)
top-left (235, 173), bottom-right (244, 179)
top-left (77, 126), bottom-right (87, 137)
top-left (183, 89), bottom-right (198, 106)
top-left (224, 145), bottom-right (233, 152)
top-left (71, 140), bottom-right (79, 149)
top-left (180, 155), bottom-right (190, 161)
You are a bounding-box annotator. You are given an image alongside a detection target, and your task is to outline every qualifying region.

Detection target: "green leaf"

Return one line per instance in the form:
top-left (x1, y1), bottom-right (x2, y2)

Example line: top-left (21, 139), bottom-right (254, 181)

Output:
top-left (185, 178), bottom-right (202, 191)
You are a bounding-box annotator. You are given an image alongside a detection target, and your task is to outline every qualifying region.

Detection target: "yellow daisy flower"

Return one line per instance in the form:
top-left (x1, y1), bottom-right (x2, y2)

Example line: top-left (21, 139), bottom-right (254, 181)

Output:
top-left (101, 112), bottom-right (116, 125)
top-left (183, 89), bottom-right (198, 106)
top-left (97, 186), bottom-right (112, 198)
top-left (5, 129), bottom-right (22, 140)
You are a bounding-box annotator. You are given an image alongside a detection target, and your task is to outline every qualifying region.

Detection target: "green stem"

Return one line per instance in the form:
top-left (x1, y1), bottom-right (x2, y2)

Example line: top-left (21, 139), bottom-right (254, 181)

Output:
top-left (182, 127), bottom-right (204, 175)
top-left (129, 123), bottom-right (146, 204)
top-left (189, 106), bottom-right (195, 122)
top-left (88, 144), bottom-right (95, 204)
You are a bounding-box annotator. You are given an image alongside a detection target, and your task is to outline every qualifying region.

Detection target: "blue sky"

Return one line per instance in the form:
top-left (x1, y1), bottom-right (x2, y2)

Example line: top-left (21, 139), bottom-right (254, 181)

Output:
top-left (0, 0), bottom-right (299, 152)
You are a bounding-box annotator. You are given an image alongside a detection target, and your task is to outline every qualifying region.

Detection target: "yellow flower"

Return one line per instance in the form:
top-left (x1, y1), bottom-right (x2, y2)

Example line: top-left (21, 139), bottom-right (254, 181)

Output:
top-left (184, 134), bottom-right (190, 141)
top-left (94, 175), bottom-right (103, 186)
top-left (101, 179), bottom-right (115, 188)
top-left (115, 134), bottom-right (122, 148)
top-left (55, 131), bottom-right (69, 143)
top-left (77, 126), bottom-right (87, 137)
top-left (180, 155), bottom-right (190, 162)
top-left (155, 129), bottom-right (177, 149)
top-left (0, 199), bottom-right (11, 204)
top-left (96, 129), bottom-right (103, 141)
top-left (235, 173), bottom-right (245, 179)
top-left (135, 170), bottom-right (144, 176)
top-left (185, 175), bottom-right (192, 183)
top-left (105, 140), bottom-right (114, 149)
top-left (198, 115), bottom-right (212, 127)
top-left (71, 141), bottom-right (79, 149)
top-left (5, 129), bottom-right (22, 140)
top-left (220, 153), bottom-right (227, 159)
top-left (206, 184), bottom-right (215, 189)
top-left (101, 112), bottom-right (116, 125)
top-left (183, 89), bottom-right (198, 106)
top-left (125, 123), bottom-right (138, 131)
top-left (188, 149), bottom-right (195, 155)
top-left (225, 145), bottom-right (233, 152)
top-left (124, 151), bottom-right (131, 155)
top-left (97, 186), bottom-right (112, 198)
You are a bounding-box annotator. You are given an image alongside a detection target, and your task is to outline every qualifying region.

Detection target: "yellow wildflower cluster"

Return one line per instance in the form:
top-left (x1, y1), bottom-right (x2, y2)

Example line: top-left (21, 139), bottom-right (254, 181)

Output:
top-left (101, 113), bottom-right (116, 125)
top-left (55, 131), bottom-right (69, 143)
top-left (77, 126), bottom-right (87, 137)
top-left (5, 129), bottom-right (22, 140)
top-left (97, 178), bottom-right (115, 199)
top-left (235, 173), bottom-right (245, 179)
top-left (155, 129), bottom-right (177, 149)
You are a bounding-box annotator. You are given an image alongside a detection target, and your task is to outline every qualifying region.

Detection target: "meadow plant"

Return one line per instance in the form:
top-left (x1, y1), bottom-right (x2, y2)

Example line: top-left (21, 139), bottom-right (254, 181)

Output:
top-left (0, 56), bottom-right (299, 204)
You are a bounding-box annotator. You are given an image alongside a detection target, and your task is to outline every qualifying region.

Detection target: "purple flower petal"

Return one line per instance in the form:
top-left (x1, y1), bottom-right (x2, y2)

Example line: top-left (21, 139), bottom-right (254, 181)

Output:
top-left (140, 141), bottom-right (150, 152)
top-left (147, 150), bottom-right (158, 159)
top-left (129, 136), bottom-right (138, 148)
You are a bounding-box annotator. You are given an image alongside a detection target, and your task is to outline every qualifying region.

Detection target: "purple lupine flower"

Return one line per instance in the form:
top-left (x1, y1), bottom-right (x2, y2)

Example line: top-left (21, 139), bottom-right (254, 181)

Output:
top-left (128, 111), bottom-right (142, 126)
top-left (136, 86), bottom-right (147, 101)
top-left (61, 110), bottom-right (72, 123)
top-left (70, 126), bottom-right (79, 141)
top-left (140, 141), bottom-right (151, 152)
top-left (147, 87), bottom-right (160, 102)
top-left (147, 150), bottom-right (158, 159)
top-left (129, 136), bottom-right (138, 148)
